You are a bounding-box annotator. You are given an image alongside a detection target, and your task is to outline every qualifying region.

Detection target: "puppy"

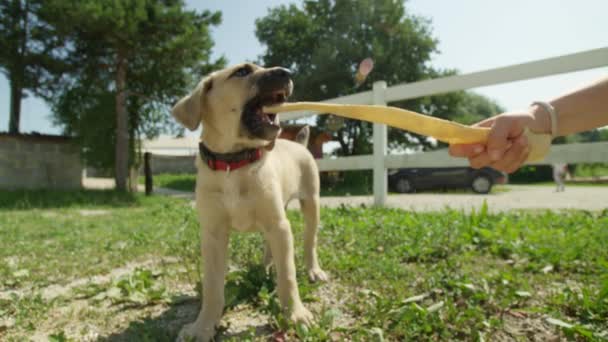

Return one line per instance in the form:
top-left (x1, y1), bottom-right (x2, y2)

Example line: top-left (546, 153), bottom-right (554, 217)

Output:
top-left (172, 63), bottom-right (327, 341)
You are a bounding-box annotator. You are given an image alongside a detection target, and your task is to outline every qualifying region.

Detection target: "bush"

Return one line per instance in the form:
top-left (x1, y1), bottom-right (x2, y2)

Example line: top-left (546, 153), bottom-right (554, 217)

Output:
top-left (508, 165), bottom-right (553, 183)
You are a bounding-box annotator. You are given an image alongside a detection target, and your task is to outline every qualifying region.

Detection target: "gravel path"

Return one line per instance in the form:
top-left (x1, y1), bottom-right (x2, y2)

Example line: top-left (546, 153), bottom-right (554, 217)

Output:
top-left (307, 185), bottom-right (608, 213)
top-left (83, 178), bottom-right (607, 212)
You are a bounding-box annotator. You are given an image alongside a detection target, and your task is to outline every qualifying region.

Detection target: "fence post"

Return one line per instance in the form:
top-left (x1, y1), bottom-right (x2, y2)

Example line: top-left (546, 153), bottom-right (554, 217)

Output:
top-left (372, 81), bottom-right (387, 206)
top-left (144, 152), bottom-right (153, 196)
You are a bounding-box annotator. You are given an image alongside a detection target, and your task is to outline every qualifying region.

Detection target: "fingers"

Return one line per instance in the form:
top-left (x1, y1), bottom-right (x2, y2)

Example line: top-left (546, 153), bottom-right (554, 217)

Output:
top-left (449, 112), bottom-right (534, 172)
top-left (489, 135), bottom-right (529, 173)
top-left (485, 116), bottom-right (525, 162)
top-left (469, 141), bottom-right (512, 169)
top-left (469, 151), bottom-right (492, 169)
top-left (513, 145), bottom-right (531, 173)
top-left (448, 144), bottom-right (485, 158)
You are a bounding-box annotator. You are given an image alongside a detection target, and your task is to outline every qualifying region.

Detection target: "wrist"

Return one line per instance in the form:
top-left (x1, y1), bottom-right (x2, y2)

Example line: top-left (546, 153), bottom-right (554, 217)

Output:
top-left (527, 103), bottom-right (554, 135)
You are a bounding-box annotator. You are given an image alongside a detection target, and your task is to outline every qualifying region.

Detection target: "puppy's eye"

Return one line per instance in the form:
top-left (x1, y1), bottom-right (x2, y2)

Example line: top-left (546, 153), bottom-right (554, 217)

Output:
top-left (232, 66), bottom-right (252, 77)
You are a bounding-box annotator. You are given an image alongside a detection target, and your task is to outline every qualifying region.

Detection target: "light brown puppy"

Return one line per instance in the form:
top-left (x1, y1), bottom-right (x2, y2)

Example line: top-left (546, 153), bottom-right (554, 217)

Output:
top-left (172, 63), bottom-right (327, 342)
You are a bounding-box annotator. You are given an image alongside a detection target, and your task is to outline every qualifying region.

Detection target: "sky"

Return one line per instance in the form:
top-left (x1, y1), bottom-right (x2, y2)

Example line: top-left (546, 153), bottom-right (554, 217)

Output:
top-left (1, 0), bottom-right (607, 135)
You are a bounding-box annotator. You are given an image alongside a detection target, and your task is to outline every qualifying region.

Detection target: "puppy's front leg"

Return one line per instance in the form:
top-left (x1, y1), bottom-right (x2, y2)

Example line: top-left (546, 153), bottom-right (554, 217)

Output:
top-left (265, 219), bottom-right (313, 325)
top-left (179, 227), bottom-right (230, 342)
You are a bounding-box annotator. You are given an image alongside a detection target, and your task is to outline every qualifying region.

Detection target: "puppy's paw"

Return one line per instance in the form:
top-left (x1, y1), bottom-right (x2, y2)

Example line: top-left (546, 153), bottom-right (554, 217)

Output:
top-left (289, 306), bottom-right (314, 326)
top-left (176, 322), bottom-right (215, 342)
top-left (307, 267), bottom-right (329, 282)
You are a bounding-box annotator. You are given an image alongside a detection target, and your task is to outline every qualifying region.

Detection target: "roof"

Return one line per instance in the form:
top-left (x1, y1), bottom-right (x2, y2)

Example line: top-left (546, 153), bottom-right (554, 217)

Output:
top-left (0, 132), bottom-right (73, 143)
top-left (141, 135), bottom-right (199, 156)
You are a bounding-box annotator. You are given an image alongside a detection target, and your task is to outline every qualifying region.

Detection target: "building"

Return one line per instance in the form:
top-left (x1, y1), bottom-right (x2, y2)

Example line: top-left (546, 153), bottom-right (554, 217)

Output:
top-left (0, 133), bottom-right (82, 189)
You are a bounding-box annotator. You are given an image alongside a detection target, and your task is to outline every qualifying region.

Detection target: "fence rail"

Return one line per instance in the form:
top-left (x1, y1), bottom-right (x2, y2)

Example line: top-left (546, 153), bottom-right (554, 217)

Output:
top-left (279, 47), bottom-right (608, 205)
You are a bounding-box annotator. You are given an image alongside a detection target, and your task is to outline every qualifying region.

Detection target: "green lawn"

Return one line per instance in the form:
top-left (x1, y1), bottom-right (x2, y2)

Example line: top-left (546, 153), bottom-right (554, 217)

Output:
top-left (0, 190), bottom-right (606, 341)
top-left (139, 173), bottom-right (197, 192)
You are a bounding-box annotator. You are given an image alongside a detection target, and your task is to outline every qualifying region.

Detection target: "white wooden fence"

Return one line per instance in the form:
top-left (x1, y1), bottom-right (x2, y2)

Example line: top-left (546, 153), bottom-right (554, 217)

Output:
top-left (279, 47), bottom-right (608, 206)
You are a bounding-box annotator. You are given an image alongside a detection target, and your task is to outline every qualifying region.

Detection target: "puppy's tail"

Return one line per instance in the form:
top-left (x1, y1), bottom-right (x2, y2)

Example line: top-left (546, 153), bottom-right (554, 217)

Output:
top-left (294, 125), bottom-right (310, 147)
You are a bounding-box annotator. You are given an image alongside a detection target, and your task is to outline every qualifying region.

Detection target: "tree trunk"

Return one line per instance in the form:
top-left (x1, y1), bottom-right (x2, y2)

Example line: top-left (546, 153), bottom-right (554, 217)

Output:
top-left (337, 129), bottom-right (349, 156)
top-left (8, 0), bottom-right (28, 134)
top-left (114, 52), bottom-right (129, 191)
top-left (8, 79), bottom-right (22, 134)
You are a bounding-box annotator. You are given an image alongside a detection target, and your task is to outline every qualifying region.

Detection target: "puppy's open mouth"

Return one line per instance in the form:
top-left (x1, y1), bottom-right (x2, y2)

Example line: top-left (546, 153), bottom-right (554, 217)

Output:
top-left (242, 87), bottom-right (290, 139)
top-left (255, 90), bottom-right (287, 125)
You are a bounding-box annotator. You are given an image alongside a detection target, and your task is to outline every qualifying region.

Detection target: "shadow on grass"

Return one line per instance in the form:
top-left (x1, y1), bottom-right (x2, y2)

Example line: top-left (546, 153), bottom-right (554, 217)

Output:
top-left (98, 296), bottom-right (272, 342)
top-left (98, 295), bottom-right (199, 342)
top-left (0, 189), bottom-right (138, 210)
top-left (161, 179), bottom-right (196, 192)
top-left (99, 265), bottom-right (276, 342)
top-left (138, 174), bottom-right (196, 193)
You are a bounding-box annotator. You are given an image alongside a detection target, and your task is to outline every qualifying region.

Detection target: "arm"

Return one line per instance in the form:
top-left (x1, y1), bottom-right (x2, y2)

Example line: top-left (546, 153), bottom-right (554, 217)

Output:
top-left (449, 76), bottom-right (608, 173)
top-left (534, 76), bottom-right (608, 136)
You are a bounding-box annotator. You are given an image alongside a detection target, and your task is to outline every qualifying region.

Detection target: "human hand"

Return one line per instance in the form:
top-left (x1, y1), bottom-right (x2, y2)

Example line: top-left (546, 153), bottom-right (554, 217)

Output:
top-left (449, 111), bottom-right (544, 173)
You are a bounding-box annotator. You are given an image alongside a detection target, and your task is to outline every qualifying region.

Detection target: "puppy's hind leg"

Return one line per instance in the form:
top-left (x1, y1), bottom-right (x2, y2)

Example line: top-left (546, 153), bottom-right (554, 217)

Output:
top-left (300, 196), bottom-right (328, 282)
top-left (263, 240), bottom-right (273, 271)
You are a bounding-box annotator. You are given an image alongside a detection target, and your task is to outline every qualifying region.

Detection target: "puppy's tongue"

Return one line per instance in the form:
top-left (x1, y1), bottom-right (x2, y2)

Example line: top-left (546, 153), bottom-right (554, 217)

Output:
top-left (256, 106), bottom-right (279, 124)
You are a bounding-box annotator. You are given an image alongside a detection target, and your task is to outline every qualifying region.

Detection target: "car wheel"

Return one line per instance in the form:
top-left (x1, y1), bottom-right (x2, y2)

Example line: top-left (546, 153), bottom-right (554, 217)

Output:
top-left (471, 175), bottom-right (492, 194)
top-left (395, 177), bottom-right (414, 193)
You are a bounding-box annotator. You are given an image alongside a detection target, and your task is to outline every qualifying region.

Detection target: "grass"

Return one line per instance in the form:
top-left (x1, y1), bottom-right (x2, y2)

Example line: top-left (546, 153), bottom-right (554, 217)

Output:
top-left (1, 190), bottom-right (607, 341)
top-left (0, 189), bottom-right (138, 209)
top-left (139, 173), bottom-right (196, 192)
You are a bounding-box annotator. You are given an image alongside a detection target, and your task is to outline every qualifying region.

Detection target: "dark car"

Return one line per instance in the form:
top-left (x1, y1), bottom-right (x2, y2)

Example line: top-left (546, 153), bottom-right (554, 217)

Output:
top-left (388, 167), bottom-right (506, 194)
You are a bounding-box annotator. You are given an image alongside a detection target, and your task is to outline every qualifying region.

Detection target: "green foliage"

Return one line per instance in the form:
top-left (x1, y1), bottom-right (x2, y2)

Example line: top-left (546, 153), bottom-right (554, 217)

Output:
top-left (48, 0), bottom-right (225, 172)
top-left (509, 164), bottom-right (554, 183)
top-left (105, 268), bottom-right (169, 306)
top-left (320, 170), bottom-right (373, 196)
top-left (48, 331), bottom-right (71, 342)
top-left (255, 0), bottom-right (504, 155)
top-left (0, 0), bottom-right (70, 132)
top-left (449, 92), bottom-right (504, 126)
top-left (573, 163), bottom-right (608, 178)
top-left (225, 264), bottom-right (275, 309)
top-left (566, 128), bottom-right (608, 143)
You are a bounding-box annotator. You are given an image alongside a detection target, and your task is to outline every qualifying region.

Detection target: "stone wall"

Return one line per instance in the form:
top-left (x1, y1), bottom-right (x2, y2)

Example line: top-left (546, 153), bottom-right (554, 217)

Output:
top-left (0, 133), bottom-right (82, 189)
top-left (146, 154), bottom-right (197, 175)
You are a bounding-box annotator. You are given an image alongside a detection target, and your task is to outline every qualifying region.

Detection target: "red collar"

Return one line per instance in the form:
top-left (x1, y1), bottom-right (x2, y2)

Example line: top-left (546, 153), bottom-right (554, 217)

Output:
top-left (199, 143), bottom-right (262, 171)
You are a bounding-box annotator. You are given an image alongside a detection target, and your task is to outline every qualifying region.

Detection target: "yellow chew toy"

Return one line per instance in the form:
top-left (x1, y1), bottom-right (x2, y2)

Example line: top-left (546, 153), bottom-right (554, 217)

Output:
top-left (264, 102), bottom-right (552, 162)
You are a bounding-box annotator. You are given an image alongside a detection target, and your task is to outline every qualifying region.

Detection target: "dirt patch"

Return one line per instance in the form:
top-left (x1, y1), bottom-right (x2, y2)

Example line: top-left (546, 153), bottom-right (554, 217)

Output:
top-left (78, 209), bottom-right (111, 217)
top-left (217, 280), bottom-right (357, 340)
top-left (0, 257), bottom-right (180, 302)
top-left (489, 313), bottom-right (563, 342)
top-left (11, 272), bottom-right (358, 341)
top-left (308, 280), bottom-right (357, 328)
top-left (40, 257), bottom-right (179, 301)
top-left (219, 304), bottom-right (273, 340)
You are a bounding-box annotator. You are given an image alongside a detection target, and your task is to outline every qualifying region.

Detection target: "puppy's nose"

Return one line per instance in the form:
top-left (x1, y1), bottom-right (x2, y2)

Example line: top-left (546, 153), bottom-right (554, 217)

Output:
top-left (272, 67), bottom-right (292, 78)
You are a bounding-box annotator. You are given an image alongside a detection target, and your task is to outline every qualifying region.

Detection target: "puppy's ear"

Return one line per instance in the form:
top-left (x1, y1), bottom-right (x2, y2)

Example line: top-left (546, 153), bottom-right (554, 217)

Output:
top-left (294, 125), bottom-right (310, 147)
top-left (172, 78), bottom-right (213, 131)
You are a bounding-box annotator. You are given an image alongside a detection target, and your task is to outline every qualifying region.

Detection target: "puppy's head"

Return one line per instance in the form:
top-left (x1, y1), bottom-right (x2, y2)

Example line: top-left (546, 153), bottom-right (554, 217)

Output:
top-left (172, 63), bottom-right (293, 145)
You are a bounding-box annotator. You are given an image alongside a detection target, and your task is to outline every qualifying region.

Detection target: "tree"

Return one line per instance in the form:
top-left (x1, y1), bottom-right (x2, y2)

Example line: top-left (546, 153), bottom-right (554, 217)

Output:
top-left (49, 0), bottom-right (224, 191)
top-left (256, 0), bottom-right (502, 155)
top-left (0, 0), bottom-right (68, 133)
